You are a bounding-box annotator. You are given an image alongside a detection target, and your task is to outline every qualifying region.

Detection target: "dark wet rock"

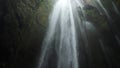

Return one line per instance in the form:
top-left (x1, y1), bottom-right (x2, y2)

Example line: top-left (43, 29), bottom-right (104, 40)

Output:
top-left (0, 0), bottom-right (52, 68)
top-left (80, 4), bottom-right (120, 68)
top-left (83, 4), bottom-right (109, 32)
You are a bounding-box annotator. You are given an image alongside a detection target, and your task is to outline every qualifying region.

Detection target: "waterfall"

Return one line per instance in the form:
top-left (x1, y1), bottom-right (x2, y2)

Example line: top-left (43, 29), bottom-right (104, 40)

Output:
top-left (38, 0), bottom-right (85, 68)
top-left (38, 0), bottom-right (120, 68)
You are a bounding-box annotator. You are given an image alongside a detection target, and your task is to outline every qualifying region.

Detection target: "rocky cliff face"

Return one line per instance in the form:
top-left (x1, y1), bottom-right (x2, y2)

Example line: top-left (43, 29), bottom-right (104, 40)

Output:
top-left (0, 0), bottom-right (53, 68)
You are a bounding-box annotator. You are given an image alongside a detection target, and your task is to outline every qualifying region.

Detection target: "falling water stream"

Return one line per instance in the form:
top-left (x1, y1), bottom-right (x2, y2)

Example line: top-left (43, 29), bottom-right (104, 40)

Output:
top-left (38, 0), bottom-right (120, 68)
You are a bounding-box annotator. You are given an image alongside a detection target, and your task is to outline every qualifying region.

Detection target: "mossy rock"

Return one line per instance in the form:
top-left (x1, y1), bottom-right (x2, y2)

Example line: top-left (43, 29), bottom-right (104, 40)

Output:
top-left (84, 5), bottom-right (109, 31)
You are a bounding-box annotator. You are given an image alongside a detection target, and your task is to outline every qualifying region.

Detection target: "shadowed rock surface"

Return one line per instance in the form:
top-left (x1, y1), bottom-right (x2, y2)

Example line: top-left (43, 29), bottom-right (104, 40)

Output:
top-left (0, 0), bottom-right (51, 68)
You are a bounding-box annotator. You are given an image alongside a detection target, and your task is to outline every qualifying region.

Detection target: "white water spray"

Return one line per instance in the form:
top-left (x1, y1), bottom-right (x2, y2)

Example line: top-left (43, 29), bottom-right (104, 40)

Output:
top-left (38, 0), bottom-right (120, 68)
top-left (38, 0), bottom-right (85, 68)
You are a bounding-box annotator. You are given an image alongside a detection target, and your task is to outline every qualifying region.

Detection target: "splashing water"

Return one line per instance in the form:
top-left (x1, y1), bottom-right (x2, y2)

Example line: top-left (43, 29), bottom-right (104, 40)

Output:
top-left (38, 0), bottom-right (120, 68)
